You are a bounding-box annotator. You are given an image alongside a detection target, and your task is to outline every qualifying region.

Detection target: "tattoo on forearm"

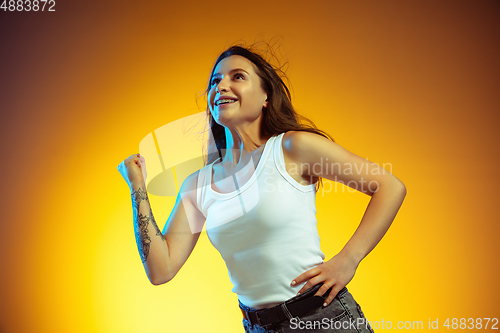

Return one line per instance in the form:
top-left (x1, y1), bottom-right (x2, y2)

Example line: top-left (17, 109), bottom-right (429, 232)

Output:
top-left (150, 206), bottom-right (163, 237)
top-left (136, 213), bottom-right (152, 263)
top-left (132, 187), bottom-right (148, 211)
top-left (131, 186), bottom-right (165, 263)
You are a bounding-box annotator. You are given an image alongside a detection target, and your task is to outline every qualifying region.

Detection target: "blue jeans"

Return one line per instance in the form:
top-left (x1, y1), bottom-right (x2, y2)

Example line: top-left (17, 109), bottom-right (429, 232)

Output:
top-left (239, 284), bottom-right (375, 333)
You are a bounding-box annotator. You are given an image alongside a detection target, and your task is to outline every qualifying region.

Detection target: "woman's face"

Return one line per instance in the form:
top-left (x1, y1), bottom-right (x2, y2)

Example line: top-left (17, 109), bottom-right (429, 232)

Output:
top-left (208, 55), bottom-right (268, 128)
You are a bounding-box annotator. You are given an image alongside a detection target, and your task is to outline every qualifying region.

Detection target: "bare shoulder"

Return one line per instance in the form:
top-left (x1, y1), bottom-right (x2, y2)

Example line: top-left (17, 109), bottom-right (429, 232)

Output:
top-left (282, 130), bottom-right (333, 162)
top-left (282, 130), bottom-right (329, 184)
top-left (178, 169), bottom-right (202, 204)
top-left (282, 130), bottom-right (358, 171)
top-left (181, 169), bottom-right (201, 191)
top-left (283, 130), bottom-right (406, 195)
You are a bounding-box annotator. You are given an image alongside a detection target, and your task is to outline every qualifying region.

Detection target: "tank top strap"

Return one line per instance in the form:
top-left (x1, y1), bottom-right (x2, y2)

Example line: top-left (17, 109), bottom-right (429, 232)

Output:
top-left (273, 132), bottom-right (317, 192)
top-left (196, 162), bottom-right (215, 217)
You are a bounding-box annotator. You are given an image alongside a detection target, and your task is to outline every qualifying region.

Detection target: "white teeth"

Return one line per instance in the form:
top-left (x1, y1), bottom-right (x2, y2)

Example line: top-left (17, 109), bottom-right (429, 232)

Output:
top-left (216, 99), bottom-right (237, 106)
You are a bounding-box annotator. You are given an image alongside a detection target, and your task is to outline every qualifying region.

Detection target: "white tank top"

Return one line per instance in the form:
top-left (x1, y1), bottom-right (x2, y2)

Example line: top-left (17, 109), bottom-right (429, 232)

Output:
top-left (196, 132), bottom-right (325, 309)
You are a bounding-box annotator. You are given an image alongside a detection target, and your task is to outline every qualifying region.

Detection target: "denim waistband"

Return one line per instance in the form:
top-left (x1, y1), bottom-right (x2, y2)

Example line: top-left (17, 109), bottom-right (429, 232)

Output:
top-left (238, 283), bottom-right (348, 312)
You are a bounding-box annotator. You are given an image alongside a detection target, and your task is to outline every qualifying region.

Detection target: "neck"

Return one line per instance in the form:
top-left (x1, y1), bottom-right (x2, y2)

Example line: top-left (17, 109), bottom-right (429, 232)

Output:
top-left (221, 127), bottom-right (272, 168)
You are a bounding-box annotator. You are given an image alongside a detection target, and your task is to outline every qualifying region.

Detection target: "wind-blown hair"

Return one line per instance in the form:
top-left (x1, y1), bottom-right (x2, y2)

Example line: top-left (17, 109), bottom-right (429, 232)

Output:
top-left (203, 43), bottom-right (335, 192)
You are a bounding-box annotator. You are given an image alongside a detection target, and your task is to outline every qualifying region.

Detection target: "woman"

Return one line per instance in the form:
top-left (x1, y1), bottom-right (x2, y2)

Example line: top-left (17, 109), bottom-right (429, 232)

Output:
top-left (118, 44), bottom-right (406, 332)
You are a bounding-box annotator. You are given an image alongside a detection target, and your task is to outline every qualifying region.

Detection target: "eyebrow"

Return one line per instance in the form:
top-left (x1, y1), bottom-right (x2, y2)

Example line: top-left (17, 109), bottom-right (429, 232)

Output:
top-left (212, 68), bottom-right (249, 77)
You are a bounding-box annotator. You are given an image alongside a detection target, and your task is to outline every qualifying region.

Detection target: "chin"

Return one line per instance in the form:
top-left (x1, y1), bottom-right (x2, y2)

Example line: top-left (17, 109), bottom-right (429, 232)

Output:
top-left (214, 111), bottom-right (238, 127)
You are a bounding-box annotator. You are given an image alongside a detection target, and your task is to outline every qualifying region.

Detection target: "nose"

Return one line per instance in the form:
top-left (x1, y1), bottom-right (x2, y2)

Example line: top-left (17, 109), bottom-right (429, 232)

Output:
top-left (217, 86), bottom-right (227, 93)
top-left (216, 76), bottom-right (230, 93)
top-left (216, 84), bottom-right (228, 94)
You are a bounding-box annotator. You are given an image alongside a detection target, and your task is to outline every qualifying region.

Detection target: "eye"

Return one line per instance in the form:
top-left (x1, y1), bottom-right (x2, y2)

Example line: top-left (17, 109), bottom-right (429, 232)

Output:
top-left (234, 73), bottom-right (244, 80)
top-left (210, 77), bottom-right (220, 86)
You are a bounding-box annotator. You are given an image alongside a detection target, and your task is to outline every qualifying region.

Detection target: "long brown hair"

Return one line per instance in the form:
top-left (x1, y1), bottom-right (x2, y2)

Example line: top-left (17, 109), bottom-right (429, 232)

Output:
top-left (203, 43), bottom-right (335, 193)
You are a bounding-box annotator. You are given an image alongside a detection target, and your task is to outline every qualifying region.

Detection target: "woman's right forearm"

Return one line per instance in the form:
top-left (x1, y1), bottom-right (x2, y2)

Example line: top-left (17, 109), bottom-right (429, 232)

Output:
top-left (130, 180), bottom-right (173, 285)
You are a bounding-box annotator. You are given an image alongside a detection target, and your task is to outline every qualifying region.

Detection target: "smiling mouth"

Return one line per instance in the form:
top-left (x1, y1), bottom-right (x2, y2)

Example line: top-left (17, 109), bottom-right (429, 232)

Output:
top-left (215, 99), bottom-right (238, 106)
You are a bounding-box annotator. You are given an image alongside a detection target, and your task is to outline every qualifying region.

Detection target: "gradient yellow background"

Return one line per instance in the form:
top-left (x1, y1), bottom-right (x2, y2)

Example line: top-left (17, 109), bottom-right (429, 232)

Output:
top-left (1, 1), bottom-right (499, 332)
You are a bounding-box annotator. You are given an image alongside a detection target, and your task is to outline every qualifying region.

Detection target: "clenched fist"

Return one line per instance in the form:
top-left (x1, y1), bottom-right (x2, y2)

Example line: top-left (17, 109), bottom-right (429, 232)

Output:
top-left (117, 153), bottom-right (148, 188)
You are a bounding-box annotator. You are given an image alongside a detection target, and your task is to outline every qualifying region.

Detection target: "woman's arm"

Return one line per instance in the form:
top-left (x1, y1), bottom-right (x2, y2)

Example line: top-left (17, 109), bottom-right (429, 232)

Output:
top-left (130, 179), bottom-right (170, 283)
top-left (337, 177), bottom-right (406, 264)
top-left (119, 155), bottom-right (206, 285)
top-left (283, 131), bottom-right (407, 306)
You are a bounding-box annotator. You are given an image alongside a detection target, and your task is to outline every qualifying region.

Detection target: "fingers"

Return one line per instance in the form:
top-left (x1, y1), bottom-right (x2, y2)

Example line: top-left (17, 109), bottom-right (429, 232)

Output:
top-left (313, 282), bottom-right (332, 298)
top-left (133, 154), bottom-right (141, 167)
top-left (117, 154), bottom-right (147, 184)
top-left (291, 267), bottom-right (320, 287)
top-left (295, 275), bottom-right (323, 295)
top-left (132, 154), bottom-right (147, 168)
top-left (121, 154), bottom-right (144, 166)
top-left (321, 285), bottom-right (344, 308)
top-left (291, 266), bottom-right (324, 295)
top-left (139, 154), bottom-right (146, 165)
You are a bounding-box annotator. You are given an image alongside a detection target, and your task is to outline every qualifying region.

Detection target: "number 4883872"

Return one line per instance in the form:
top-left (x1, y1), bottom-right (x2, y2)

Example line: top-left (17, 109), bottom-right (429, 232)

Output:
top-left (443, 318), bottom-right (498, 330)
top-left (1, 0), bottom-right (56, 11)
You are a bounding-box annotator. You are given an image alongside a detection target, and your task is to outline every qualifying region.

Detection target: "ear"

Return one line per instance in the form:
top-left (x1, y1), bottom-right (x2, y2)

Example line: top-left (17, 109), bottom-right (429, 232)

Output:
top-left (263, 97), bottom-right (268, 108)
